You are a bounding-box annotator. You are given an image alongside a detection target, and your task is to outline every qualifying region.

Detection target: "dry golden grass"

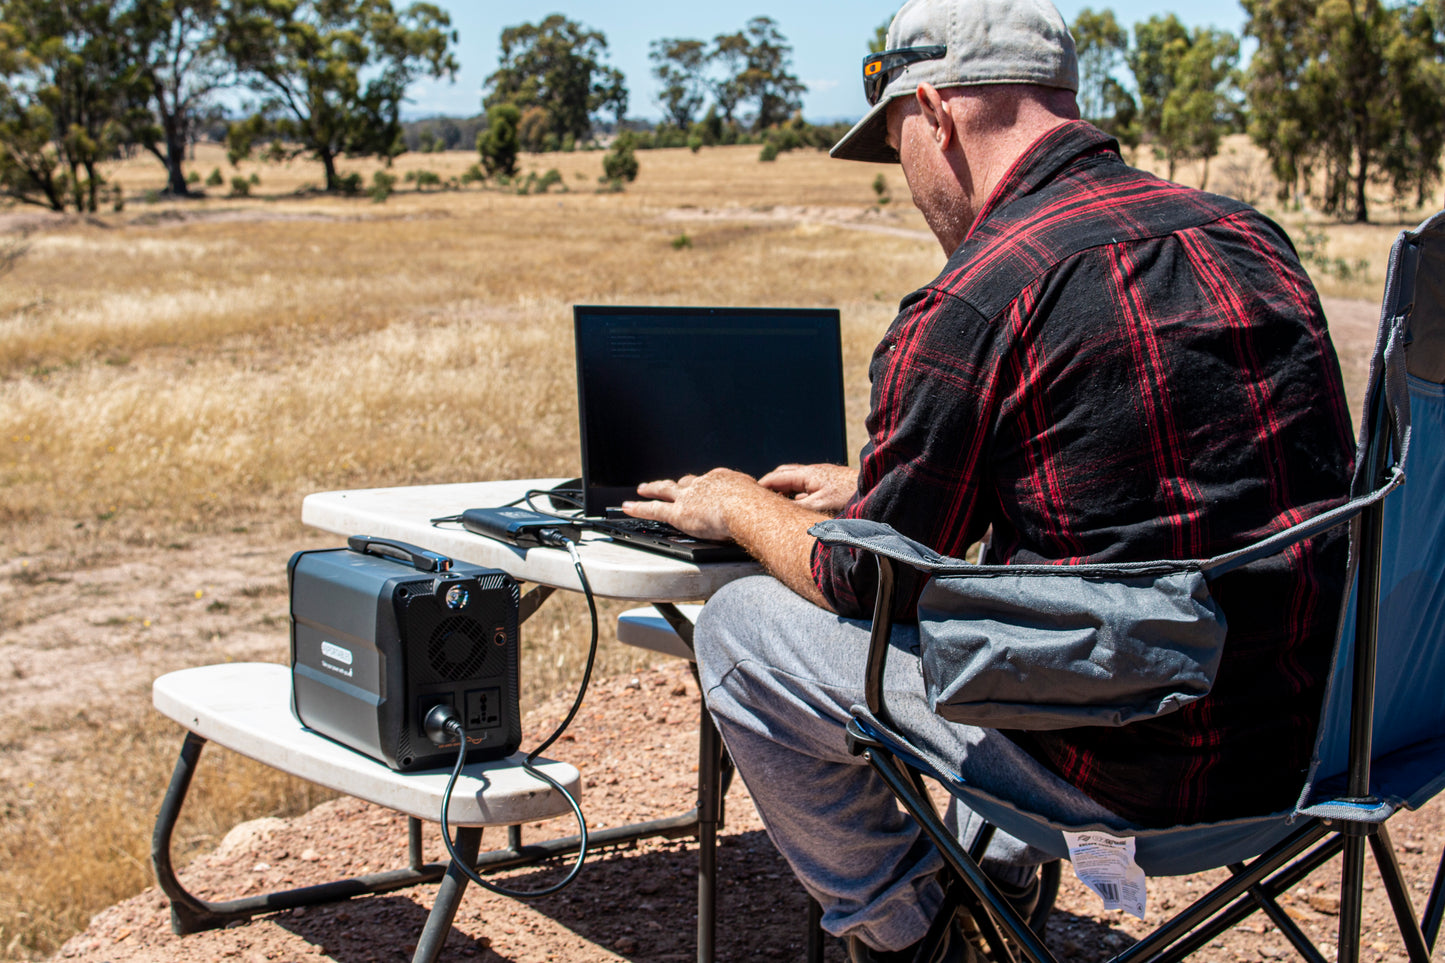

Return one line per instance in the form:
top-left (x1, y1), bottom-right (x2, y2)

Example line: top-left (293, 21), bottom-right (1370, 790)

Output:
top-left (3, 143), bottom-right (930, 549)
top-left (0, 705), bottom-right (329, 961)
top-left (0, 135), bottom-right (1434, 960)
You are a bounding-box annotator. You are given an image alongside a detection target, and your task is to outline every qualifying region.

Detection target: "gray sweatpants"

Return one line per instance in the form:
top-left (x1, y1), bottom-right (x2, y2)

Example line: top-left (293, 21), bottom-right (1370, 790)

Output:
top-left (695, 575), bottom-right (1120, 952)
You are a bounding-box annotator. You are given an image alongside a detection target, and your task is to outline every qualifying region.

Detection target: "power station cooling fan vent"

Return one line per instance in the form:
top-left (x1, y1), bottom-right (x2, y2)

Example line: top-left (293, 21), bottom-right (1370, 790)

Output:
top-left (427, 616), bottom-right (491, 679)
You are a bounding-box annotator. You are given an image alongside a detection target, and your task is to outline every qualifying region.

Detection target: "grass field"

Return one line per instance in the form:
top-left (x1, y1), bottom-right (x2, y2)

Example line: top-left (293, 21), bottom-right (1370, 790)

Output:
top-left (0, 135), bottom-right (1438, 960)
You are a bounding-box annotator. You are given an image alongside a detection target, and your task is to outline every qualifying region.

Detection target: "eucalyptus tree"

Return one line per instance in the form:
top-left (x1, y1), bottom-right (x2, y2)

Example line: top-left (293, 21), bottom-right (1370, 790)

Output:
top-left (0, 0), bottom-right (134, 211)
top-left (1244, 0), bottom-right (1445, 220)
top-left (650, 38), bottom-right (708, 130)
top-left (118, 0), bottom-right (231, 196)
top-left (485, 15), bottom-right (626, 150)
top-left (225, 0), bottom-right (457, 191)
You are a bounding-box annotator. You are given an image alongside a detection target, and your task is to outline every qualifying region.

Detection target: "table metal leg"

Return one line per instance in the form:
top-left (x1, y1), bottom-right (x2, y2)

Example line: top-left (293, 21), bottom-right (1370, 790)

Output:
top-left (654, 602), bottom-right (732, 963)
top-left (412, 827), bottom-right (483, 963)
top-left (806, 896), bottom-right (825, 963)
top-left (697, 697), bottom-right (724, 963)
top-left (151, 731), bottom-right (455, 935)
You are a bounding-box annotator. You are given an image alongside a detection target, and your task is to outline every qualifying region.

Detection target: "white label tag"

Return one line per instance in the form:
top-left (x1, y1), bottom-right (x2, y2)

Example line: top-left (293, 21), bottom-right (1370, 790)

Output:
top-left (1062, 830), bottom-right (1147, 919)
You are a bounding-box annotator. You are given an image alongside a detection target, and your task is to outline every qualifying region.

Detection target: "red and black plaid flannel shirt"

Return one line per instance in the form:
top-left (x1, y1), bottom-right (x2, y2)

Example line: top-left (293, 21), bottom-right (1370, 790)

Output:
top-left (812, 121), bottom-right (1354, 826)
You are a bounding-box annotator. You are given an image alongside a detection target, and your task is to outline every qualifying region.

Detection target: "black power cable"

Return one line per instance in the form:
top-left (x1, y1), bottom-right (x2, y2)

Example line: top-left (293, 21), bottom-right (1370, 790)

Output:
top-left (423, 532), bottom-right (599, 899)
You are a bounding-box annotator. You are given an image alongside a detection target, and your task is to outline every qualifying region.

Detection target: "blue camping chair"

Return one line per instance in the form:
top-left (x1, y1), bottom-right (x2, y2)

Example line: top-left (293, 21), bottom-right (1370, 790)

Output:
top-left (813, 209), bottom-right (1445, 963)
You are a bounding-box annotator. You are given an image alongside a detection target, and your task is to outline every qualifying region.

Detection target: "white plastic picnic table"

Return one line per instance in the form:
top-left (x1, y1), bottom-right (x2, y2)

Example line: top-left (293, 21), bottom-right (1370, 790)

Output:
top-left (299, 477), bottom-right (760, 601)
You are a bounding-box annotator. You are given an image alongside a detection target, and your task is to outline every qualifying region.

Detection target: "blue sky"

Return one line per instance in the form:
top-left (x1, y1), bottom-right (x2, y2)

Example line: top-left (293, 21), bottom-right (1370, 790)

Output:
top-left (402, 1), bottom-right (1250, 122)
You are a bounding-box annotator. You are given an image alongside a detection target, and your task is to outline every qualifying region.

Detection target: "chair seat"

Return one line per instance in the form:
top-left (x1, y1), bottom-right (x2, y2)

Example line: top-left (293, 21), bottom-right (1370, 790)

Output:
top-left (850, 712), bottom-right (1301, 877)
top-left (153, 663), bottom-right (580, 827)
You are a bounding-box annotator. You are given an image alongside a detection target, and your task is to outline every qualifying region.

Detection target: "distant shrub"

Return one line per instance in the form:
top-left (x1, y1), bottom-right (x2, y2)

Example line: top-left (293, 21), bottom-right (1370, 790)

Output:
top-left (873, 173), bottom-right (890, 204)
top-left (597, 178), bottom-right (625, 194)
top-left (1297, 226), bottom-right (1369, 281)
top-left (671, 232), bottom-right (692, 250)
top-left (536, 168), bottom-right (564, 193)
top-left (335, 172), bottom-right (363, 195)
top-left (248, 172), bottom-right (260, 186)
top-left (228, 176), bottom-right (250, 197)
top-left (687, 134), bottom-right (703, 154)
top-left (460, 163), bottom-right (486, 188)
top-left (186, 170), bottom-right (200, 184)
top-left (205, 167), bottom-right (223, 187)
top-left (694, 106), bottom-right (724, 146)
top-left (759, 141), bottom-right (780, 162)
top-left (772, 127), bottom-right (804, 152)
top-left (601, 132), bottom-right (639, 185)
top-left (478, 103), bottom-right (520, 178)
top-left (649, 125), bottom-right (689, 150)
top-left (108, 183), bottom-right (124, 212)
top-left (370, 170), bottom-right (397, 203)
top-left (405, 169), bottom-right (442, 190)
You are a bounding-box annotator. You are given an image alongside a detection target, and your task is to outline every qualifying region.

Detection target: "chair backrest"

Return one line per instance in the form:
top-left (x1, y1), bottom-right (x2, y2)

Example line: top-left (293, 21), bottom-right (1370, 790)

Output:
top-left (1302, 209), bottom-right (1445, 814)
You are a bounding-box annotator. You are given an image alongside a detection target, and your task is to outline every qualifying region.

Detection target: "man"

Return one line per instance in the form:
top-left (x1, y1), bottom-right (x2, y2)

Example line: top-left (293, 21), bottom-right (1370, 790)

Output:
top-left (623, 0), bottom-right (1354, 959)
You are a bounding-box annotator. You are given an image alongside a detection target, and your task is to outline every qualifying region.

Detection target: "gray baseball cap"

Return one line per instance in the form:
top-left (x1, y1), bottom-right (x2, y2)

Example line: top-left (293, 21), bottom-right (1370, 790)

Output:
top-left (830, 0), bottom-right (1079, 163)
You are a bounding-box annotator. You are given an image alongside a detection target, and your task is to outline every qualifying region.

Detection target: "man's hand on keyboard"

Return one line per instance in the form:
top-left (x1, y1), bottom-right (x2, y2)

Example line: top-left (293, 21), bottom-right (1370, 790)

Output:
top-left (758, 463), bottom-right (859, 514)
top-left (622, 469), bottom-right (756, 542)
top-left (624, 468), bottom-right (832, 609)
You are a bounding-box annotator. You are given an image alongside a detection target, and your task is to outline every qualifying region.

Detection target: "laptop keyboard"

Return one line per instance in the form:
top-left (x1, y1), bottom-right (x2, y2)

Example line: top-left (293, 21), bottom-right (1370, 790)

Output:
top-left (592, 516), bottom-right (685, 537)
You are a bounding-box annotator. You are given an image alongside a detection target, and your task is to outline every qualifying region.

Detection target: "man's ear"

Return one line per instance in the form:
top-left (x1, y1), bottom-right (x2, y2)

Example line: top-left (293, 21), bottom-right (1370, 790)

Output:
top-left (913, 83), bottom-right (954, 150)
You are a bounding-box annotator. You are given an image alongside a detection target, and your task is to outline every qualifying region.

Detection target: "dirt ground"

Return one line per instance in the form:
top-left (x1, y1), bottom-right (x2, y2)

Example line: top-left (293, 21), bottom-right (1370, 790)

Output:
top-left (13, 294), bottom-right (1439, 962)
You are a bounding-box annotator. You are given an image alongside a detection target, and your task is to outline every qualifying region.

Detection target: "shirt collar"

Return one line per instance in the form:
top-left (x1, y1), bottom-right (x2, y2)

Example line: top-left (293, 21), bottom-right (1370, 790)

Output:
top-left (964, 120), bottom-right (1120, 243)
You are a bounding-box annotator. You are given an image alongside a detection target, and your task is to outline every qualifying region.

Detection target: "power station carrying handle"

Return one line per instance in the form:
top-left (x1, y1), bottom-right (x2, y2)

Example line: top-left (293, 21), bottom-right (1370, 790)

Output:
top-left (346, 535), bottom-right (453, 573)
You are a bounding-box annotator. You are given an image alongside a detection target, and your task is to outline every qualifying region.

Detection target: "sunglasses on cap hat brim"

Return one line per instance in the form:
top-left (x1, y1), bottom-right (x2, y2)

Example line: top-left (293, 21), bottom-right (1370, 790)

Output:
top-left (861, 44), bottom-right (947, 106)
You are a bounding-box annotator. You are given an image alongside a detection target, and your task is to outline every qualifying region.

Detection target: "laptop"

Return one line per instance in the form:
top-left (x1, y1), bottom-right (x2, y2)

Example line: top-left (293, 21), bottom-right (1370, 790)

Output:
top-left (572, 305), bottom-right (849, 561)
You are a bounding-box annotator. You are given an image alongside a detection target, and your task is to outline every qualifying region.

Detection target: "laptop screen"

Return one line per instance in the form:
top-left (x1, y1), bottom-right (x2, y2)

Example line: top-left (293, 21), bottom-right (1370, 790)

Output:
top-left (574, 305), bottom-right (849, 517)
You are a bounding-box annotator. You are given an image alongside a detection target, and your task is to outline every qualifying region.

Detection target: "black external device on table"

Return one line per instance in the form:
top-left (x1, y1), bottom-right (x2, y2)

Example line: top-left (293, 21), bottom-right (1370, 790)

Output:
top-left (288, 535), bottom-right (522, 771)
top-left (460, 506), bottom-right (581, 547)
top-left (572, 305), bottom-right (850, 561)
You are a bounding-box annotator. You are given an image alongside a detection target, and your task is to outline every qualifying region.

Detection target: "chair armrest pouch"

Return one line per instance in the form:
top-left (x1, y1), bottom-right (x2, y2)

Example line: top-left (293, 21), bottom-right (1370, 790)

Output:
top-left (811, 519), bottom-right (1227, 730)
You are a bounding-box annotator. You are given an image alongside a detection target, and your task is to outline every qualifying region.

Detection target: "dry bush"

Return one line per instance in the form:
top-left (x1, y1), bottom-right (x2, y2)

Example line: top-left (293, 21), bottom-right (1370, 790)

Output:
top-left (1213, 142), bottom-right (1277, 208)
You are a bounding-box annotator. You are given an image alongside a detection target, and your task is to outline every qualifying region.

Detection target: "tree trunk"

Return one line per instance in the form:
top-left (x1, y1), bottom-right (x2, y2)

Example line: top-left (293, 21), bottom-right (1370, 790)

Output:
top-left (66, 158), bottom-right (84, 212)
top-left (321, 150), bottom-right (339, 191)
top-left (164, 120), bottom-right (192, 197)
top-left (1200, 155), bottom-right (1211, 192)
top-left (34, 168), bottom-right (64, 212)
top-left (1353, 148), bottom-right (1370, 223)
top-left (85, 160), bottom-right (100, 213)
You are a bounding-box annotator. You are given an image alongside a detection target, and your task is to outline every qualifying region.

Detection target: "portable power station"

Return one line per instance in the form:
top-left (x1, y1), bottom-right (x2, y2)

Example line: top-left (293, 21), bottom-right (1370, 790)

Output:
top-left (288, 535), bottom-right (522, 771)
